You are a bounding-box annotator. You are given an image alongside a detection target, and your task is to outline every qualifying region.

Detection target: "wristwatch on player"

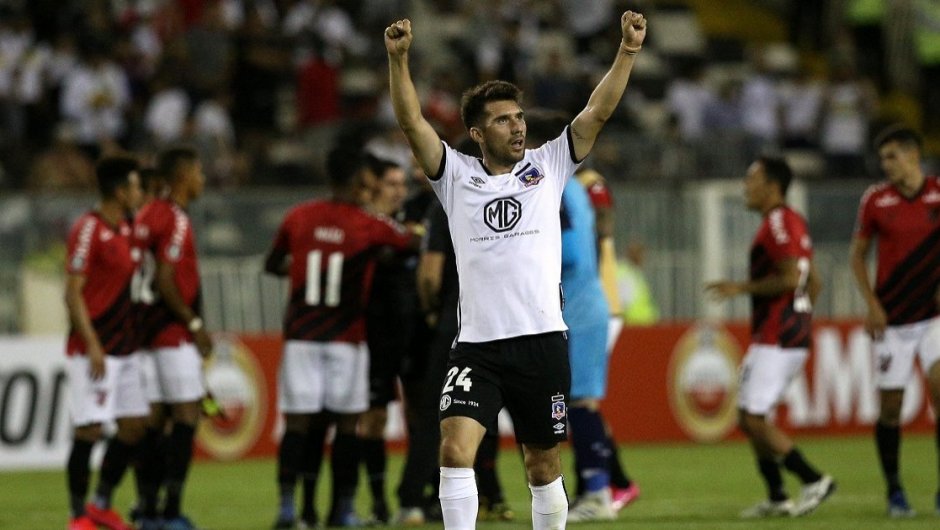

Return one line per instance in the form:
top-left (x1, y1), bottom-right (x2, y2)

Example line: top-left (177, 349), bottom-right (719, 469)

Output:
top-left (188, 317), bottom-right (204, 333)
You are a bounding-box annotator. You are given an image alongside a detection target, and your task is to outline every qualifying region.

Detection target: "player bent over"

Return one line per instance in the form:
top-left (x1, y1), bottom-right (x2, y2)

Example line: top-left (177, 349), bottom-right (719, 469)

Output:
top-left (65, 156), bottom-right (146, 530)
top-left (706, 156), bottom-right (835, 518)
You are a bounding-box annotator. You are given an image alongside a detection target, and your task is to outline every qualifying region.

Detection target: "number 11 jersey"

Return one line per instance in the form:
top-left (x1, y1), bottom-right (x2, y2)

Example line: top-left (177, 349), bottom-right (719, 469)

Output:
top-left (271, 199), bottom-right (413, 343)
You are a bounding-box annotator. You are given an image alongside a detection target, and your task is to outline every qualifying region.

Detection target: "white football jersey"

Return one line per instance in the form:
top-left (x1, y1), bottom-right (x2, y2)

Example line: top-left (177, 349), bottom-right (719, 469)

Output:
top-left (429, 128), bottom-right (581, 343)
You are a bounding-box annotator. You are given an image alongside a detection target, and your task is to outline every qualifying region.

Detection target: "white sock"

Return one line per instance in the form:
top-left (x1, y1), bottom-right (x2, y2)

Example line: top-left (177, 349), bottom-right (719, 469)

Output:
top-left (439, 467), bottom-right (477, 530)
top-left (530, 476), bottom-right (568, 530)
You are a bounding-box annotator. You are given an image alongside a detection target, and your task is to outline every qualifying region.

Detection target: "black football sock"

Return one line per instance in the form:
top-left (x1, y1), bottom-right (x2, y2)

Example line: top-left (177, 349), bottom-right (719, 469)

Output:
top-left (162, 422), bottom-right (196, 519)
top-left (361, 437), bottom-right (388, 512)
top-left (757, 457), bottom-right (787, 501)
top-left (876, 421), bottom-right (902, 495)
top-left (568, 407), bottom-right (612, 493)
top-left (300, 424), bottom-right (327, 522)
top-left (782, 447), bottom-right (822, 485)
top-left (475, 432), bottom-right (504, 505)
top-left (606, 432), bottom-right (633, 488)
top-left (94, 437), bottom-right (136, 508)
top-left (329, 433), bottom-right (360, 521)
top-left (67, 439), bottom-right (95, 517)
top-left (136, 427), bottom-right (164, 518)
top-left (277, 429), bottom-right (304, 521)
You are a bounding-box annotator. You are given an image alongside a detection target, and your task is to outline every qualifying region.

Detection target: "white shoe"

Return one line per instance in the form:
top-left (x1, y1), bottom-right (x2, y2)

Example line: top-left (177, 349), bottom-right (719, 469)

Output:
top-left (567, 489), bottom-right (616, 523)
top-left (739, 499), bottom-right (795, 518)
top-left (793, 475), bottom-right (836, 516)
top-left (393, 507), bottom-right (425, 526)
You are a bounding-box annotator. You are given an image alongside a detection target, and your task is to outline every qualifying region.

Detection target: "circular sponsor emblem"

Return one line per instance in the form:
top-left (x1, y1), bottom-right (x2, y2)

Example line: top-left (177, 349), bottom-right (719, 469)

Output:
top-left (667, 323), bottom-right (741, 443)
top-left (196, 334), bottom-right (267, 461)
top-left (439, 394), bottom-right (452, 411)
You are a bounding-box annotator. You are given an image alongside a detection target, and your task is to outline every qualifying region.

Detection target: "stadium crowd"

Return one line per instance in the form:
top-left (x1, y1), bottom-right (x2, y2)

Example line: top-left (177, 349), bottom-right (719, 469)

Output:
top-left (1, 0), bottom-right (938, 191)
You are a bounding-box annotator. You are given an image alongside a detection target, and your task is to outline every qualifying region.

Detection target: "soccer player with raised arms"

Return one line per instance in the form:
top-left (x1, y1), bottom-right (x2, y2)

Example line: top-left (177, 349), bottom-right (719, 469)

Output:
top-left (386, 10), bottom-right (646, 529)
top-left (849, 125), bottom-right (940, 517)
top-left (706, 156), bottom-right (835, 518)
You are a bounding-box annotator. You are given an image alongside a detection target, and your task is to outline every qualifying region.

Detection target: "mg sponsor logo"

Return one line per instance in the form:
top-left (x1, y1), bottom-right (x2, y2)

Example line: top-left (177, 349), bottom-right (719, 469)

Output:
top-left (483, 197), bottom-right (522, 232)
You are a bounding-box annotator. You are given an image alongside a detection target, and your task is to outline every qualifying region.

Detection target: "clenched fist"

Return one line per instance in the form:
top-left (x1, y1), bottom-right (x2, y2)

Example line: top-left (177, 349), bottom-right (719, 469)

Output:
top-left (385, 19), bottom-right (413, 56)
top-left (621, 11), bottom-right (647, 51)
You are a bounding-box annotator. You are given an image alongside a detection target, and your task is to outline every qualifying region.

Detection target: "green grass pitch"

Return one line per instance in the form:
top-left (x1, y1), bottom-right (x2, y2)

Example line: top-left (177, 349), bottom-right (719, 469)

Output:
top-left (5, 435), bottom-right (938, 529)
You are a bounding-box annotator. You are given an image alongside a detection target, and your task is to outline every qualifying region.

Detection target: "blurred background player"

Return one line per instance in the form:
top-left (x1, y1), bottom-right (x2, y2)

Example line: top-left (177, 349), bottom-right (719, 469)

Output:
top-left (64, 155), bottom-right (145, 530)
top-left (617, 240), bottom-right (660, 326)
top-left (706, 155), bottom-right (834, 518)
top-left (133, 147), bottom-right (213, 530)
top-left (849, 125), bottom-right (940, 517)
top-left (574, 165), bottom-right (641, 511)
top-left (264, 146), bottom-right (416, 528)
top-left (359, 155), bottom-right (416, 524)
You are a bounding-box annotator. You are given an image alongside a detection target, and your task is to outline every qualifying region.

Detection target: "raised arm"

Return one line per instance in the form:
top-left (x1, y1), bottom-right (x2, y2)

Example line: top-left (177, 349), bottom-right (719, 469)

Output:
top-left (570, 11), bottom-right (647, 161)
top-left (385, 19), bottom-right (444, 177)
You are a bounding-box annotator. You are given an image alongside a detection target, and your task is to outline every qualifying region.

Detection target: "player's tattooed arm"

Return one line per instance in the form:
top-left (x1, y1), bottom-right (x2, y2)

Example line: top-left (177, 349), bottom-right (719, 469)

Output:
top-left (385, 19), bottom-right (444, 177)
top-left (569, 11), bottom-right (646, 161)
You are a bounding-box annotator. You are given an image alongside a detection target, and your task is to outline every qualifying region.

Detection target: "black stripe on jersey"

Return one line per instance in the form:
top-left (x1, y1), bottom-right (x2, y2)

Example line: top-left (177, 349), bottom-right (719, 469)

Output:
top-left (778, 305), bottom-right (811, 349)
top-left (428, 142), bottom-right (447, 182)
top-left (514, 162), bottom-right (532, 176)
top-left (876, 226), bottom-right (940, 324)
top-left (565, 126), bottom-right (584, 164)
top-left (92, 286), bottom-right (134, 356)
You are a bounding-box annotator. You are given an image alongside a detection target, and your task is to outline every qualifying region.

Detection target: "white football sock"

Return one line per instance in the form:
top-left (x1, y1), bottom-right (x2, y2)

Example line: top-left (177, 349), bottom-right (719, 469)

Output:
top-left (530, 476), bottom-right (568, 530)
top-left (439, 467), bottom-right (477, 529)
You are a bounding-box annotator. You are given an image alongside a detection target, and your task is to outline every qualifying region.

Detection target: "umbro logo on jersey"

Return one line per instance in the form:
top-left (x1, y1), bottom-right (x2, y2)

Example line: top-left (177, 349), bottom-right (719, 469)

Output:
top-left (484, 197), bottom-right (522, 232)
top-left (470, 176), bottom-right (486, 188)
top-left (518, 166), bottom-right (544, 187)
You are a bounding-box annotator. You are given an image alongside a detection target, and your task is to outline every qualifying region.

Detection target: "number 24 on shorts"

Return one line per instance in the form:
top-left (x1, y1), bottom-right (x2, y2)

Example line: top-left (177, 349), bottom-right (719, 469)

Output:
top-left (442, 366), bottom-right (473, 393)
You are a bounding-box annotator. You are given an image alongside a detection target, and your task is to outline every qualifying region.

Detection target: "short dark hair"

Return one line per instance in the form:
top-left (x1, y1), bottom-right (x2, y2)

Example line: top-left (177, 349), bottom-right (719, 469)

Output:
top-left (327, 146), bottom-right (368, 188)
top-left (874, 124), bottom-right (922, 152)
top-left (156, 146), bottom-right (199, 182)
top-left (460, 80), bottom-right (523, 129)
top-left (365, 154), bottom-right (401, 180)
top-left (523, 108), bottom-right (569, 146)
top-left (758, 155), bottom-right (793, 195)
top-left (96, 155), bottom-right (139, 198)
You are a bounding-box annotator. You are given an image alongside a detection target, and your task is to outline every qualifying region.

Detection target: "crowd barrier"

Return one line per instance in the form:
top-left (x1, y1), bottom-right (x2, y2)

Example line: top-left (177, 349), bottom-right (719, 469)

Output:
top-left (1, 321), bottom-right (934, 469)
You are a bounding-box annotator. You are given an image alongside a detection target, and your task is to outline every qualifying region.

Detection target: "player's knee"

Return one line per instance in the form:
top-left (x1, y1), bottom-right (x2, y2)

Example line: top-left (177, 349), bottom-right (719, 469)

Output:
top-left (878, 392), bottom-right (904, 424)
top-left (360, 408), bottom-right (388, 438)
top-left (738, 412), bottom-right (764, 438)
top-left (439, 437), bottom-right (475, 468)
top-left (74, 424), bottom-right (102, 442)
top-left (284, 413), bottom-right (310, 433)
top-left (117, 418), bottom-right (147, 444)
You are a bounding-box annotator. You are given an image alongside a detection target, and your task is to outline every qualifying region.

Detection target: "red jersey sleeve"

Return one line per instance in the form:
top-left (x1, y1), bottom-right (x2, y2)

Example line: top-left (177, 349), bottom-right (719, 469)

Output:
top-left (764, 209), bottom-right (804, 262)
top-left (854, 186), bottom-right (878, 239)
top-left (370, 214), bottom-right (412, 250)
top-left (586, 181), bottom-right (614, 209)
top-left (66, 214), bottom-right (98, 275)
top-left (153, 206), bottom-right (189, 264)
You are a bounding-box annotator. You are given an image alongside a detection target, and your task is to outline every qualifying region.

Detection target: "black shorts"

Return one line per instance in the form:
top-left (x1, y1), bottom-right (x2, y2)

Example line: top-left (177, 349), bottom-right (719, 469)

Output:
top-left (367, 316), bottom-right (412, 407)
top-left (438, 331), bottom-right (571, 445)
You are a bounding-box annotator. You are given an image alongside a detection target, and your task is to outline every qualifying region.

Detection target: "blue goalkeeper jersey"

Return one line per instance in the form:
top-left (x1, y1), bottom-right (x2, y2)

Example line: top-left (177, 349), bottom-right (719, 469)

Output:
top-left (560, 178), bottom-right (610, 330)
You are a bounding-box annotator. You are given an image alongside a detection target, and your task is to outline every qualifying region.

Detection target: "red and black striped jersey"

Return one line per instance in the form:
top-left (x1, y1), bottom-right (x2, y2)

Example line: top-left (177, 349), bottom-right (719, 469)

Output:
top-left (133, 198), bottom-right (202, 347)
top-left (271, 200), bottom-right (412, 343)
top-left (65, 211), bottom-right (136, 357)
top-left (749, 205), bottom-right (814, 348)
top-left (855, 176), bottom-right (940, 325)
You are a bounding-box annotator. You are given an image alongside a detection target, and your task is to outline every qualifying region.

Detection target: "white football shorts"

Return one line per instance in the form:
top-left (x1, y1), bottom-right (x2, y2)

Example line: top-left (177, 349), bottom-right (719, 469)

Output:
top-left (278, 340), bottom-right (369, 414)
top-left (152, 343), bottom-right (206, 403)
top-left (68, 353), bottom-right (149, 427)
top-left (738, 344), bottom-right (808, 415)
top-left (873, 317), bottom-right (940, 390)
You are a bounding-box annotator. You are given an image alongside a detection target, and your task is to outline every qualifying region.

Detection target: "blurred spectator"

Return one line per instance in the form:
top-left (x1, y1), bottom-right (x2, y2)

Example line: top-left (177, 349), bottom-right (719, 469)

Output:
top-left (59, 35), bottom-right (131, 159)
top-left (560, 0), bottom-right (614, 59)
top-left (0, 10), bottom-right (34, 146)
top-left (616, 241), bottom-right (659, 326)
top-left (533, 45), bottom-right (580, 114)
top-left (193, 89), bottom-right (246, 187)
top-left (779, 62), bottom-right (825, 149)
top-left (915, 0), bottom-right (940, 134)
top-left (423, 70), bottom-right (463, 144)
top-left (820, 60), bottom-right (878, 178)
top-left (845, 0), bottom-right (887, 90)
top-left (144, 70), bottom-right (190, 146)
top-left (703, 79), bottom-right (743, 134)
top-left (665, 62), bottom-right (715, 143)
top-left (27, 123), bottom-right (95, 191)
top-left (295, 38), bottom-right (340, 129)
top-left (739, 48), bottom-right (781, 159)
top-left (183, 0), bottom-right (234, 99)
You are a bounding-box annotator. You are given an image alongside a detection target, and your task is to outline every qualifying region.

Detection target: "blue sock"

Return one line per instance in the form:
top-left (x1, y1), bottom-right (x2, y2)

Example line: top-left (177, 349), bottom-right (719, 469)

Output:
top-left (568, 407), bottom-right (611, 493)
